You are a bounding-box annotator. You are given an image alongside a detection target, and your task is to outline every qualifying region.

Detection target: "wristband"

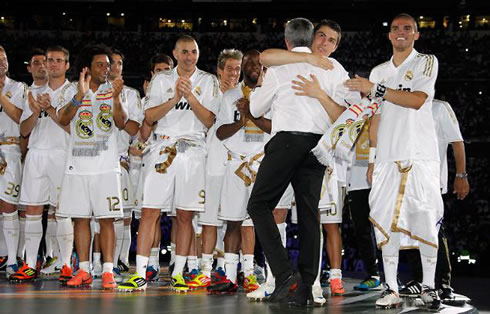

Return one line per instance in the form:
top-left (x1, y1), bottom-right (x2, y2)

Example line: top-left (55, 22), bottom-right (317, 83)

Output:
top-left (72, 96), bottom-right (82, 107)
top-left (455, 173), bottom-right (468, 179)
top-left (368, 147), bottom-right (376, 163)
top-left (370, 83), bottom-right (387, 99)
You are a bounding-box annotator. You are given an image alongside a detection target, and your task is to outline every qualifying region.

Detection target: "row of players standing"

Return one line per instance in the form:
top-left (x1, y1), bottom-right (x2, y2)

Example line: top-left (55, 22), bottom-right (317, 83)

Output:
top-left (0, 12), bottom-right (470, 309)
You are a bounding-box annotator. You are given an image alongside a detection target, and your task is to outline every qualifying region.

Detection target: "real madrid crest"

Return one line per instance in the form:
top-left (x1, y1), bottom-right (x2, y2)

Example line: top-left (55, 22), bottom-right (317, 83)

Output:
top-left (194, 86), bottom-right (201, 96)
top-left (404, 70), bottom-right (413, 81)
top-left (96, 104), bottom-right (113, 132)
top-left (330, 124), bottom-right (347, 147)
top-left (76, 110), bottom-right (94, 139)
top-left (5, 91), bottom-right (12, 99)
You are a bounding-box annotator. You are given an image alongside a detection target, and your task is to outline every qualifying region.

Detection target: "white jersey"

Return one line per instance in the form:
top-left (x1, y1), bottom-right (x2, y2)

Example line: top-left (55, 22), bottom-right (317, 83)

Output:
top-left (145, 66), bottom-right (220, 145)
top-left (58, 81), bottom-right (124, 175)
top-left (20, 80), bottom-right (71, 151)
top-left (206, 90), bottom-right (228, 176)
top-left (117, 85), bottom-right (143, 157)
top-left (217, 83), bottom-right (271, 156)
top-left (346, 122), bottom-right (371, 192)
top-left (370, 49), bottom-right (439, 163)
top-left (0, 77), bottom-right (27, 153)
top-left (432, 99), bottom-right (463, 194)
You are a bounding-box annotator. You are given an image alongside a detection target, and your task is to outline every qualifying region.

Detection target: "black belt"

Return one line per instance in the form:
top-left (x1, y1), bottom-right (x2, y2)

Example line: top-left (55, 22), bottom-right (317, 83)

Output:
top-left (278, 131), bottom-right (322, 137)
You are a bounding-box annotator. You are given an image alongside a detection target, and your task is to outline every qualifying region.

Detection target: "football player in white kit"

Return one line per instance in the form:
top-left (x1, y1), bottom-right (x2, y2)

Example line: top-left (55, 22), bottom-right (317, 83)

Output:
top-left (56, 44), bottom-right (127, 290)
top-left (108, 49), bottom-right (142, 281)
top-left (0, 45), bottom-right (28, 279)
top-left (256, 19), bottom-right (360, 304)
top-left (207, 50), bottom-right (268, 294)
top-left (15, 48), bottom-right (48, 269)
top-left (190, 49), bottom-right (242, 289)
top-left (118, 35), bottom-right (219, 292)
top-left (346, 13), bottom-right (443, 310)
top-left (10, 46), bottom-right (71, 282)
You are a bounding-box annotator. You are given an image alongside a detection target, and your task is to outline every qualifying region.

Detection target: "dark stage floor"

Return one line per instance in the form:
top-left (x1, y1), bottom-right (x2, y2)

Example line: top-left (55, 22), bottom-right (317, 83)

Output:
top-left (0, 268), bottom-right (481, 314)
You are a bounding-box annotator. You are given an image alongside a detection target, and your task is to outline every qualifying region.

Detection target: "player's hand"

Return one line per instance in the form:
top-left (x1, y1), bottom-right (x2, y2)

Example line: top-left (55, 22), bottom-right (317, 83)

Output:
top-left (236, 97), bottom-right (251, 121)
top-left (220, 80), bottom-right (234, 93)
top-left (112, 78), bottom-right (124, 98)
top-left (344, 75), bottom-right (374, 95)
top-left (453, 177), bottom-right (470, 200)
top-left (173, 78), bottom-right (184, 100)
top-left (306, 54), bottom-right (333, 70)
top-left (0, 76), bottom-right (5, 93)
top-left (292, 74), bottom-right (323, 99)
top-left (27, 91), bottom-right (42, 115)
top-left (77, 67), bottom-right (91, 100)
top-left (367, 163), bottom-right (374, 184)
top-left (38, 93), bottom-right (51, 110)
top-left (180, 77), bottom-right (193, 99)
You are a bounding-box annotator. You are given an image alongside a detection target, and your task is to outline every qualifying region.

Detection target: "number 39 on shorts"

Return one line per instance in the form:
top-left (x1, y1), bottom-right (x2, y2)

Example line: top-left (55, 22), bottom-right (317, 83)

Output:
top-left (4, 182), bottom-right (20, 198)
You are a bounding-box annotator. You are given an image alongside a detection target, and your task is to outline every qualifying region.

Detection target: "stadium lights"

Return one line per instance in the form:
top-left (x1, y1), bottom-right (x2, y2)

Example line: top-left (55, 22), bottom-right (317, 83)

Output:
top-left (181, 19), bottom-right (185, 23)
top-left (465, 48), bottom-right (469, 52)
top-left (106, 12), bottom-right (110, 17)
top-left (62, 12), bottom-right (66, 16)
top-left (252, 18), bottom-right (257, 25)
top-left (479, 91), bottom-right (483, 95)
top-left (1, 17), bottom-right (4, 21)
top-left (382, 22), bottom-right (388, 26)
top-left (420, 16), bottom-right (424, 19)
top-left (121, 13), bottom-right (125, 17)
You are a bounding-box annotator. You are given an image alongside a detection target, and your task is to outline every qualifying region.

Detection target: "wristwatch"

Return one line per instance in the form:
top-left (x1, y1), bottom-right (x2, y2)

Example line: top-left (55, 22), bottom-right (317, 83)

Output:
top-left (455, 173), bottom-right (468, 179)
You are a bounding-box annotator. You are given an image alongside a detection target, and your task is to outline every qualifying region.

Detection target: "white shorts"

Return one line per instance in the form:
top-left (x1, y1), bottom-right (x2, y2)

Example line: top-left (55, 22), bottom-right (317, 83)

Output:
top-left (120, 164), bottom-right (135, 211)
top-left (369, 160), bottom-right (443, 249)
top-left (142, 142), bottom-right (205, 212)
top-left (19, 149), bottom-right (66, 207)
top-left (218, 158), bottom-right (258, 223)
top-left (0, 149), bottom-right (22, 205)
top-left (198, 174), bottom-right (224, 226)
top-left (276, 184), bottom-right (294, 209)
top-left (319, 173), bottom-right (344, 224)
top-left (57, 172), bottom-right (124, 219)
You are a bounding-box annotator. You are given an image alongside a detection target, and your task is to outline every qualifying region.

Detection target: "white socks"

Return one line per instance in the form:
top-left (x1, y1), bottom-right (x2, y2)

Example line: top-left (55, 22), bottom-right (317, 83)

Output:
top-left (3, 211), bottom-right (19, 265)
top-left (224, 252), bottom-right (239, 283)
top-left (103, 262), bottom-right (113, 274)
top-left (187, 255), bottom-right (198, 272)
top-left (93, 252), bottom-right (102, 266)
top-left (201, 253), bottom-right (214, 278)
top-left (45, 217), bottom-right (58, 258)
top-left (24, 214), bottom-right (43, 268)
top-left (172, 255), bottom-right (187, 278)
top-left (149, 247), bottom-right (160, 268)
top-left (242, 254), bottom-right (254, 277)
top-left (113, 219), bottom-right (124, 265)
top-left (17, 215), bottom-right (25, 259)
top-left (136, 255), bottom-right (149, 277)
top-left (79, 261), bottom-right (90, 272)
top-left (381, 232), bottom-right (400, 292)
top-left (419, 243), bottom-right (438, 289)
top-left (56, 217), bottom-right (73, 267)
top-left (169, 242), bottom-right (176, 266)
top-left (120, 225), bottom-right (131, 265)
top-left (0, 216), bottom-right (7, 256)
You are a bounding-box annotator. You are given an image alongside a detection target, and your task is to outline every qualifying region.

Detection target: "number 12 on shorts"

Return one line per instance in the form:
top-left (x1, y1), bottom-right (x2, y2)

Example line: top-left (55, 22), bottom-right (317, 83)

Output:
top-left (106, 196), bottom-right (121, 211)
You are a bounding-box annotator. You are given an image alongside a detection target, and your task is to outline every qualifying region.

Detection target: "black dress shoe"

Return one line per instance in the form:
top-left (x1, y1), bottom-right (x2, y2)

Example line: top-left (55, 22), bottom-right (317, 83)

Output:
top-left (266, 272), bottom-right (301, 303)
top-left (289, 282), bottom-right (314, 307)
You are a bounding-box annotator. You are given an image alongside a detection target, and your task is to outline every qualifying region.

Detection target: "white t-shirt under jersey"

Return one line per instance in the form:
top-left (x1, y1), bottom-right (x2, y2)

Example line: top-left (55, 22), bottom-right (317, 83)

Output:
top-left (145, 66), bottom-right (220, 145)
top-left (20, 80), bottom-right (71, 151)
top-left (370, 49), bottom-right (439, 163)
top-left (0, 77), bottom-right (27, 153)
top-left (432, 99), bottom-right (463, 194)
top-left (116, 85), bottom-right (143, 157)
top-left (58, 81), bottom-right (125, 175)
top-left (217, 83), bottom-right (271, 156)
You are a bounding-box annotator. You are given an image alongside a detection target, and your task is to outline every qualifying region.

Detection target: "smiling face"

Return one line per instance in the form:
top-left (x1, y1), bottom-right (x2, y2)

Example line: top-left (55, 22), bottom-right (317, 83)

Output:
top-left (389, 17), bottom-right (419, 52)
top-left (218, 58), bottom-right (241, 87)
top-left (173, 40), bottom-right (199, 74)
top-left (242, 52), bottom-right (262, 86)
top-left (90, 54), bottom-right (110, 85)
top-left (0, 51), bottom-right (9, 77)
top-left (311, 25), bottom-right (339, 57)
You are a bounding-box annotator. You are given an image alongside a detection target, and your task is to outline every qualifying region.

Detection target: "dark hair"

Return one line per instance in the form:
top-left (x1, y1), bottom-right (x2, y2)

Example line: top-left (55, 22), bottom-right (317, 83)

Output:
top-left (175, 35), bottom-right (197, 49)
top-left (314, 19), bottom-right (342, 46)
top-left (74, 44), bottom-right (112, 75)
top-left (392, 13), bottom-right (418, 32)
top-left (150, 53), bottom-right (174, 72)
top-left (46, 45), bottom-right (70, 62)
top-left (112, 49), bottom-right (125, 61)
top-left (285, 17), bottom-right (314, 48)
top-left (28, 48), bottom-right (46, 65)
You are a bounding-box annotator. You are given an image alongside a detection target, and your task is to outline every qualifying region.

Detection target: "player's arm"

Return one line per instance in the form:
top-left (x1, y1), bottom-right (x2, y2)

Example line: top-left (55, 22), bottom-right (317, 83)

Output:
top-left (451, 141), bottom-right (469, 200)
top-left (20, 92), bottom-right (41, 137)
top-left (112, 78), bottom-right (128, 130)
top-left (344, 74), bottom-right (427, 110)
top-left (145, 78), bottom-right (183, 125)
top-left (236, 97), bottom-right (271, 134)
top-left (0, 94), bottom-right (22, 124)
top-left (180, 77), bottom-right (214, 128)
top-left (292, 74), bottom-right (345, 122)
top-left (216, 114), bottom-right (246, 141)
top-left (58, 68), bottom-right (90, 126)
top-left (249, 70), bottom-right (277, 119)
top-left (138, 119), bottom-right (153, 142)
top-left (260, 49), bottom-right (333, 70)
top-left (366, 113), bottom-right (380, 184)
